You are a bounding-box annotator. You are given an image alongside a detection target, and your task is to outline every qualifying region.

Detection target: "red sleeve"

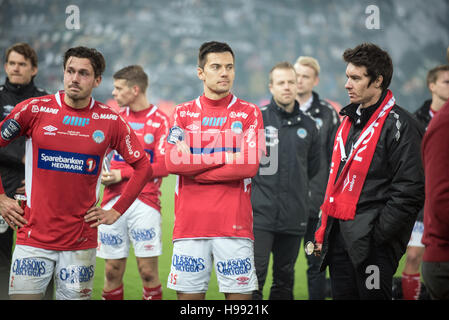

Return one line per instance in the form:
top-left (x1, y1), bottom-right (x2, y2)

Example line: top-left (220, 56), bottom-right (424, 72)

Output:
top-left (0, 175), bottom-right (4, 194)
top-left (193, 105), bottom-right (265, 182)
top-left (315, 211), bottom-right (328, 244)
top-left (150, 112), bottom-right (169, 178)
top-left (112, 156), bottom-right (151, 214)
top-left (164, 106), bottom-right (225, 176)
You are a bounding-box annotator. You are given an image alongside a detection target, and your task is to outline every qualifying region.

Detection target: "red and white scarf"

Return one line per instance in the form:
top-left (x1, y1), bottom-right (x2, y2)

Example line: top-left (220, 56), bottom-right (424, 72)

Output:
top-left (315, 90), bottom-right (395, 242)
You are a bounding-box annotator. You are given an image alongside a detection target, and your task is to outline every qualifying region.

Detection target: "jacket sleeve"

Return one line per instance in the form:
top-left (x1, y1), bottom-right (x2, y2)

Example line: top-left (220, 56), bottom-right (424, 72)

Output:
top-left (307, 124), bottom-right (321, 180)
top-left (373, 112), bottom-right (425, 245)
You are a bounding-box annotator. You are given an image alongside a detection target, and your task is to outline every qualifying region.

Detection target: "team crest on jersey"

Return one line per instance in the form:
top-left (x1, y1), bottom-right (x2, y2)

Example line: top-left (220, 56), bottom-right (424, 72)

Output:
top-left (144, 133), bottom-right (154, 144)
top-left (231, 121), bottom-right (243, 134)
top-left (92, 130), bottom-right (105, 144)
top-left (297, 128), bottom-right (307, 139)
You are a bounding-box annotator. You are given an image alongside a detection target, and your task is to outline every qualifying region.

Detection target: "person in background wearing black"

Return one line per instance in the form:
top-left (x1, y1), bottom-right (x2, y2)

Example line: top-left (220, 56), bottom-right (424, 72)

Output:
top-left (251, 61), bottom-right (321, 300)
top-left (314, 43), bottom-right (424, 299)
top-left (0, 42), bottom-right (48, 299)
top-left (294, 56), bottom-right (340, 300)
top-left (399, 64), bottom-right (449, 300)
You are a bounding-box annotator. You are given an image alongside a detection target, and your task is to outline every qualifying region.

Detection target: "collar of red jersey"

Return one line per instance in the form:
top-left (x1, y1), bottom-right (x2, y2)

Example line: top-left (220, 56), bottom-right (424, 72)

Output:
top-left (55, 90), bottom-right (95, 109)
top-left (195, 94), bottom-right (237, 110)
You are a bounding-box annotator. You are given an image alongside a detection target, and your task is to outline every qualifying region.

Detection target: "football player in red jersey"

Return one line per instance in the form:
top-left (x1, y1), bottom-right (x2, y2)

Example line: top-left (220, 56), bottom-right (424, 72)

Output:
top-left (0, 47), bottom-right (151, 300)
top-left (98, 65), bottom-right (169, 300)
top-left (165, 41), bottom-right (265, 300)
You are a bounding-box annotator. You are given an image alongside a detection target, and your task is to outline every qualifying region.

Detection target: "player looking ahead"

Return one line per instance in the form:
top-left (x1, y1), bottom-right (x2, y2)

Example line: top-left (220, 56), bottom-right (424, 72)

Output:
top-left (0, 47), bottom-right (151, 300)
top-left (165, 41), bottom-right (265, 300)
top-left (98, 65), bottom-right (169, 300)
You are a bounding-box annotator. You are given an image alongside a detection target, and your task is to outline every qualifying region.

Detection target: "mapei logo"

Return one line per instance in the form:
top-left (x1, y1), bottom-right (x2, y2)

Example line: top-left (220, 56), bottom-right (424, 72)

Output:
top-left (62, 115), bottom-right (90, 127)
top-left (92, 112), bottom-right (118, 120)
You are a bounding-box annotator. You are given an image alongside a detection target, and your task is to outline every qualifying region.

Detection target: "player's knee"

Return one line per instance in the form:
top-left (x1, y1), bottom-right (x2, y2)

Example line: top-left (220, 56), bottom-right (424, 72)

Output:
top-left (405, 249), bottom-right (423, 268)
top-left (139, 267), bottom-right (157, 283)
top-left (104, 261), bottom-right (125, 282)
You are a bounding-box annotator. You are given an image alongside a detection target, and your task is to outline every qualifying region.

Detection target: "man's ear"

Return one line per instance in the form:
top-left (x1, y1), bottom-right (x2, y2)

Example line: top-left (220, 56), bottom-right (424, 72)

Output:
top-left (375, 75), bottom-right (383, 89)
top-left (197, 67), bottom-right (205, 81)
top-left (93, 75), bottom-right (102, 88)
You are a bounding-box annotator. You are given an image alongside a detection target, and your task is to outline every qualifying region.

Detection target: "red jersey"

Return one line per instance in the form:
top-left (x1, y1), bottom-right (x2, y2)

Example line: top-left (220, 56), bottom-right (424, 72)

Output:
top-left (102, 105), bottom-right (169, 211)
top-left (0, 91), bottom-right (150, 251)
top-left (165, 94), bottom-right (265, 241)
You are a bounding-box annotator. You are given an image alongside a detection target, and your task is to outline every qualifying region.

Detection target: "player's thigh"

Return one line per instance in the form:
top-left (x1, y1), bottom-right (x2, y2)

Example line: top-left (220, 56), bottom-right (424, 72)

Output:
top-left (54, 248), bottom-right (96, 300)
top-left (167, 239), bottom-right (212, 293)
top-left (212, 238), bottom-right (258, 294)
top-left (97, 196), bottom-right (130, 259)
top-left (127, 200), bottom-right (162, 258)
top-left (9, 245), bottom-right (56, 298)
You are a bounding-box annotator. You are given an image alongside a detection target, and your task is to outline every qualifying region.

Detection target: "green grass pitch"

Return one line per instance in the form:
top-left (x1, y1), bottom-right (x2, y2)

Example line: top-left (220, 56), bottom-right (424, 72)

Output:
top-left (91, 174), bottom-right (406, 300)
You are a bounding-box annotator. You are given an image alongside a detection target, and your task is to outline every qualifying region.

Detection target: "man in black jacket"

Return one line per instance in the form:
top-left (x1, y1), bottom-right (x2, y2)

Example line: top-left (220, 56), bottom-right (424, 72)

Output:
top-left (0, 42), bottom-right (47, 299)
top-left (314, 43), bottom-right (424, 299)
top-left (251, 61), bottom-right (321, 300)
top-left (294, 56), bottom-right (340, 300)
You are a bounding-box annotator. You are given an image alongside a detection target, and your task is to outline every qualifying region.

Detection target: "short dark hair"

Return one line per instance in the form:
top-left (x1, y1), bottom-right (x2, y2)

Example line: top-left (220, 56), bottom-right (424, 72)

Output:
top-left (269, 61), bottom-right (296, 84)
top-left (198, 41), bottom-right (234, 69)
top-left (343, 43), bottom-right (393, 91)
top-left (63, 46), bottom-right (106, 78)
top-left (113, 65), bottom-right (149, 93)
top-left (5, 42), bottom-right (38, 68)
top-left (427, 64), bottom-right (449, 88)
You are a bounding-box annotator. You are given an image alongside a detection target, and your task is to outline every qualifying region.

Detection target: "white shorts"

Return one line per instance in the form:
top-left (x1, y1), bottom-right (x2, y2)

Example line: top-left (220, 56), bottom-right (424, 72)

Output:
top-left (167, 238), bottom-right (258, 294)
top-left (97, 196), bottom-right (162, 259)
top-left (9, 245), bottom-right (96, 300)
top-left (408, 221), bottom-right (424, 247)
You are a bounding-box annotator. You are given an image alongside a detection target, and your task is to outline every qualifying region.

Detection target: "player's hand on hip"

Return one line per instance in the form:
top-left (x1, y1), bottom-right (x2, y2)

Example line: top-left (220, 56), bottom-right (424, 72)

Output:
top-left (0, 193), bottom-right (27, 229)
top-left (85, 206), bottom-right (121, 228)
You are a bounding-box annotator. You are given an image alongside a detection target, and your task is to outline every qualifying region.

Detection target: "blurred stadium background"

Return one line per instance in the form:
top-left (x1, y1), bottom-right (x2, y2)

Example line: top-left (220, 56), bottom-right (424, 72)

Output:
top-left (1, 0), bottom-right (448, 300)
top-left (1, 0), bottom-right (448, 115)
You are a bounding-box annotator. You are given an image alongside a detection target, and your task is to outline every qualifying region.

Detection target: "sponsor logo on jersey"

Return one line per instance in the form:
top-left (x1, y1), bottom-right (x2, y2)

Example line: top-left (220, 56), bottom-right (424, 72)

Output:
top-left (92, 130), bottom-right (105, 144)
top-left (1, 119), bottom-right (21, 141)
top-left (172, 254), bottom-right (205, 273)
top-left (179, 110), bottom-right (200, 118)
top-left (202, 116), bottom-right (227, 127)
top-left (43, 125), bottom-right (58, 135)
top-left (130, 228), bottom-right (156, 242)
top-left (59, 265), bottom-right (95, 284)
top-left (92, 112), bottom-right (118, 120)
top-left (125, 134), bottom-right (141, 158)
top-left (186, 123), bottom-right (200, 131)
top-left (38, 149), bottom-right (100, 175)
top-left (216, 258), bottom-right (252, 276)
top-left (128, 122), bottom-right (145, 131)
top-left (38, 106), bottom-right (59, 114)
top-left (62, 115), bottom-right (90, 127)
top-left (11, 258), bottom-right (46, 277)
top-left (167, 126), bottom-right (184, 145)
top-left (229, 111), bottom-right (248, 119)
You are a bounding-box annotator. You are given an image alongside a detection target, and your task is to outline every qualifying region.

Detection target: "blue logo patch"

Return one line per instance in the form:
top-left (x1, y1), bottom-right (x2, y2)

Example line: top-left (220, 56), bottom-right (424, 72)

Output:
top-left (172, 254), bottom-right (205, 273)
top-left (297, 128), bottom-right (307, 139)
top-left (129, 122), bottom-right (145, 131)
top-left (62, 115), bottom-right (90, 127)
top-left (38, 149), bottom-right (100, 175)
top-left (216, 258), bottom-right (252, 276)
top-left (144, 133), bottom-right (154, 144)
top-left (99, 232), bottom-right (123, 247)
top-left (131, 228), bottom-right (156, 242)
top-left (92, 130), bottom-right (105, 144)
top-left (12, 258), bottom-right (46, 277)
top-left (231, 121), bottom-right (243, 134)
top-left (59, 265), bottom-right (95, 284)
top-left (202, 116), bottom-right (227, 127)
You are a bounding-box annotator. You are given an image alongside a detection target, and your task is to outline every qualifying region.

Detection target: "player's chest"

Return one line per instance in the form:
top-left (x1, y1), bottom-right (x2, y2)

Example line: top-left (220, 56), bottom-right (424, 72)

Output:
top-left (31, 110), bottom-right (112, 154)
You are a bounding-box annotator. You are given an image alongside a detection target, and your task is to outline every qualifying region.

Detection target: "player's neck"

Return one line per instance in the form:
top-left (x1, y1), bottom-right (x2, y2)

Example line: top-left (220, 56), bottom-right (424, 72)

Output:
top-left (63, 94), bottom-right (91, 110)
top-left (297, 91), bottom-right (313, 106)
top-left (430, 96), bottom-right (446, 113)
top-left (129, 95), bottom-right (150, 112)
top-left (203, 87), bottom-right (231, 101)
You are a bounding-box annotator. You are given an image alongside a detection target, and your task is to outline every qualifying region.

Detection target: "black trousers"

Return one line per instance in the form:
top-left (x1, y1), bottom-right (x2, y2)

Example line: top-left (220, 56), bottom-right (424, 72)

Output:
top-left (304, 216), bottom-right (328, 300)
top-left (252, 229), bottom-right (302, 300)
top-left (327, 222), bottom-right (398, 300)
top-left (0, 227), bottom-right (14, 300)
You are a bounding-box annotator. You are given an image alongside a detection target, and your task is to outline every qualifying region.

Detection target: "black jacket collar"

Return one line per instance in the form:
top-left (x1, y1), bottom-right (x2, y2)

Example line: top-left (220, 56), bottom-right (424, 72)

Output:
top-left (270, 97), bottom-right (300, 118)
top-left (340, 90), bottom-right (388, 128)
top-left (4, 77), bottom-right (36, 96)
